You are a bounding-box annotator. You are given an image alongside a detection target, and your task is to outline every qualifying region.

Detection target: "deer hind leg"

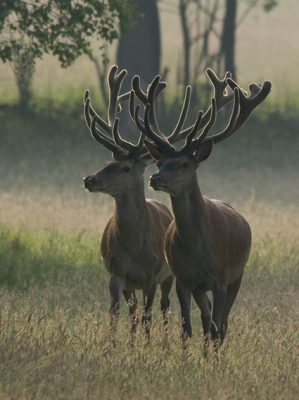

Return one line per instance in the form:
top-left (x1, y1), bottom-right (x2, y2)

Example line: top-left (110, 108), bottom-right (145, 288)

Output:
top-left (109, 275), bottom-right (125, 343)
top-left (211, 283), bottom-right (227, 347)
top-left (123, 289), bottom-right (139, 340)
top-left (160, 275), bottom-right (174, 341)
top-left (220, 274), bottom-right (243, 342)
top-left (176, 279), bottom-right (192, 349)
top-left (192, 289), bottom-right (212, 355)
top-left (142, 280), bottom-right (157, 343)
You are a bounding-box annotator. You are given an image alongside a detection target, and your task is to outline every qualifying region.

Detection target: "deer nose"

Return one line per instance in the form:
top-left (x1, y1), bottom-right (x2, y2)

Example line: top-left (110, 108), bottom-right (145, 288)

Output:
top-left (149, 174), bottom-right (162, 187)
top-left (150, 174), bottom-right (161, 182)
top-left (83, 176), bottom-right (95, 188)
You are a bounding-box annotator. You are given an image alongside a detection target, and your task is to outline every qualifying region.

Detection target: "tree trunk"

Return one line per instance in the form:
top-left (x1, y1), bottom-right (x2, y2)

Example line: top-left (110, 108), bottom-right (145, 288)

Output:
top-left (221, 0), bottom-right (237, 79)
top-left (117, 0), bottom-right (161, 94)
top-left (179, 0), bottom-right (190, 89)
top-left (12, 48), bottom-right (35, 114)
top-left (116, 0), bottom-right (161, 140)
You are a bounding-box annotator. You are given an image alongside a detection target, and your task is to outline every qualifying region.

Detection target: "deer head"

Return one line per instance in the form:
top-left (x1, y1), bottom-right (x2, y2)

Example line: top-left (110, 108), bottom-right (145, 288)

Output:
top-left (83, 66), bottom-right (157, 197)
top-left (135, 76), bottom-right (272, 197)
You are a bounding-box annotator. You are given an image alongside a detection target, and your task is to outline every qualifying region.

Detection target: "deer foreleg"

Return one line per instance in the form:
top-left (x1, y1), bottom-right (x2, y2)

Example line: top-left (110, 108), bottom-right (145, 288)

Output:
top-left (142, 281), bottom-right (157, 343)
top-left (192, 288), bottom-right (212, 355)
top-left (211, 283), bottom-right (227, 346)
top-left (123, 289), bottom-right (139, 340)
top-left (176, 279), bottom-right (192, 349)
top-left (160, 275), bottom-right (174, 341)
top-left (109, 275), bottom-right (125, 338)
top-left (221, 274), bottom-right (243, 342)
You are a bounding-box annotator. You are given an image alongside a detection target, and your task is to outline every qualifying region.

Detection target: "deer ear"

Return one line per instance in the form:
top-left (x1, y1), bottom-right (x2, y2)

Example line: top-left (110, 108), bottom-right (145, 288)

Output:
top-left (194, 138), bottom-right (213, 164)
top-left (143, 140), bottom-right (163, 161)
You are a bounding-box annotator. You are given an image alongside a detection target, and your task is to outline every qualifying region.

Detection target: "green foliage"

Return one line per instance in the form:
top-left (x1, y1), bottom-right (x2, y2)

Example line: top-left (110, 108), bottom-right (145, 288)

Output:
top-left (0, 0), bottom-right (135, 68)
top-left (263, 0), bottom-right (278, 12)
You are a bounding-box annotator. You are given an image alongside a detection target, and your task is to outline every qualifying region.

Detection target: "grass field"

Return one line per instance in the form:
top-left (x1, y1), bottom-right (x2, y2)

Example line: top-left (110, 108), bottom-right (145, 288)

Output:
top-left (0, 103), bottom-right (299, 398)
top-left (0, 197), bottom-right (299, 399)
top-left (1, 1), bottom-right (299, 397)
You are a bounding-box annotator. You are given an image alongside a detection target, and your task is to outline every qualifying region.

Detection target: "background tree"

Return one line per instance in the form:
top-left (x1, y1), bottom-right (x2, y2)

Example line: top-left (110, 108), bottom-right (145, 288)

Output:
top-left (113, 0), bottom-right (161, 139)
top-left (176, 0), bottom-right (278, 91)
top-left (0, 0), bottom-right (135, 112)
top-left (220, 0), bottom-right (237, 79)
top-left (117, 0), bottom-right (161, 93)
top-left (219, 0), bottom-right (278, 79)
top-left (91, 0), bottom-right (161, 108)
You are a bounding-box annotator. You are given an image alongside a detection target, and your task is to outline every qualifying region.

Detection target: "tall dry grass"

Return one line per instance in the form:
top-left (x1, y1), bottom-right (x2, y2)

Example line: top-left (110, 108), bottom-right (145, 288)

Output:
top-left (0, 83), bottom-right (299, 398)
top-left (0, 193), bottom-right (299, 399)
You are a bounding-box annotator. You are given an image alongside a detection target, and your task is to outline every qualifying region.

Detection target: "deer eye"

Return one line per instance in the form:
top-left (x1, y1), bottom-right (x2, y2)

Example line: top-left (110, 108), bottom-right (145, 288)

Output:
top-left (123, 166), bottom-right (131, 173)
top-left (182, 162), bottom-right (189, 168)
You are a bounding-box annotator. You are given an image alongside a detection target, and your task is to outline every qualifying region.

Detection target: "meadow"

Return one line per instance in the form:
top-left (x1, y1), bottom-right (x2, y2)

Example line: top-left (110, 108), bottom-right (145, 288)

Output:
top-left (1, 0), bottom-right (299, 397)
top-left (0, 97), bottom-right (299, 398)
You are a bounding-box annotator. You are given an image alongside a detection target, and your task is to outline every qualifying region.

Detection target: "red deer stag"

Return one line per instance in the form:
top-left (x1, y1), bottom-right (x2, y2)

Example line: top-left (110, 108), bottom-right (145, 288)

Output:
top-left (83, 66), bottom-right (175, 343)
top-left (135, 76), bottom-right (272, 347)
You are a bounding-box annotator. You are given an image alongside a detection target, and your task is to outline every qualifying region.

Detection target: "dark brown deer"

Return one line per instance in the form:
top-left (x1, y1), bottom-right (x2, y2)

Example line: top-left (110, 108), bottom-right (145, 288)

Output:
top-left (83, 66), bottom-right (175, 343)
top-left (135, 77), bottom-right (272, 348)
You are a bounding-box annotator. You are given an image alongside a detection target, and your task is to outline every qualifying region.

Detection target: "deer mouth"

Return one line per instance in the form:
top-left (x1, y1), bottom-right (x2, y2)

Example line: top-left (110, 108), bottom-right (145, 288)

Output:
top-left (83, 177), bottom-right (105, 193)
top-left (149, 179), bottom-right (168, 192)
top-left (85, 187), bottom-right (103, 193)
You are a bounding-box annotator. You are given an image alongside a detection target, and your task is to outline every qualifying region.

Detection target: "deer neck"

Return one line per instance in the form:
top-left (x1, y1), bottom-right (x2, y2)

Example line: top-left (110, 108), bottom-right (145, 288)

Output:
top-left (113, 182), bottom-right (148, 250)
top-left (170, 174), bottom-right (207, 246)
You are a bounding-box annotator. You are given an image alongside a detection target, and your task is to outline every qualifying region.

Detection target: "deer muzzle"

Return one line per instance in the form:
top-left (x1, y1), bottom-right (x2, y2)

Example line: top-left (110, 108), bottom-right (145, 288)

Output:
top-left (149, 174), bottom-right (166, 191)
top-left (83, 176), bottom-right (97, 191)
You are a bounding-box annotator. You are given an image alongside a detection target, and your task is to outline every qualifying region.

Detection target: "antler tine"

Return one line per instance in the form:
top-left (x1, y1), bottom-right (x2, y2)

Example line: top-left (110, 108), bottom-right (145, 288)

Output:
top-left (193, 69), bottom-right (234, 130)
top-left (247, 83), bottom-right (262, 99)
top-left (132, 75), bottom-right (147, 105)
top-left (167, 85), bottom-right (191, 143)
top-left (129, 90), bottom-right (136, 121)
top-left (172, 70), bottom-right (234, 143)
top-left (112, 118), bottom-right (145, 156)
top-left (107, 65), bottom-right (128, 128)
top-left (84, 97), bottom-right (92, 128)
top-left (154, 81), bottom-right (167, 100)
top-left (195, 97), bottom-right (217, 146)
top-left (181, 110), bottom-right (203, 152)
top-left (84, 90), bottom-right (89, 104)
top-left (134, 104), bottom-right (147, 135)
top-left (181, 97), bottom-right (217, 154)
top-left (90, 115), bottom-right (124, 155)
top-left (209, 79), bottom-right (272, 145)
top-left (147, 75), bottom-right (162, 133)
top-left (132, 74), bottom-right (167, 105)
top-left (135, 104), bottom-right (172, 153)
top-left (84, 94), bottom-right (112, 137)
top-left (205, 87), bottom-right (241, 145)
top-left (227, 78), bottom-right (272, 105)
top-left (207, 69), bottom-right (234, 109)
top-left (144, 104), bottom-right (173, 152)
top-left (132, 74), bottom-right (167, 136)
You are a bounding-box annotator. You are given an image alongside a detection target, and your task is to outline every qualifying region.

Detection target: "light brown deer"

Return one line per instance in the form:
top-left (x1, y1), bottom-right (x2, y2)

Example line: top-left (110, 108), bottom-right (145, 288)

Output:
top-left (83, 66), bottom-right (177, 343)
top-left (135, 76), bottom-right (272, 348)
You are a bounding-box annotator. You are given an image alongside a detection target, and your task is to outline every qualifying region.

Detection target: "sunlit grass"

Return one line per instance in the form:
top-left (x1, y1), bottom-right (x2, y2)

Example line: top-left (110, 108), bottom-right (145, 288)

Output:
top-left (0, 223), bottom-right (101, 287)
top-left (0, 198), bottom-right (299, 398)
